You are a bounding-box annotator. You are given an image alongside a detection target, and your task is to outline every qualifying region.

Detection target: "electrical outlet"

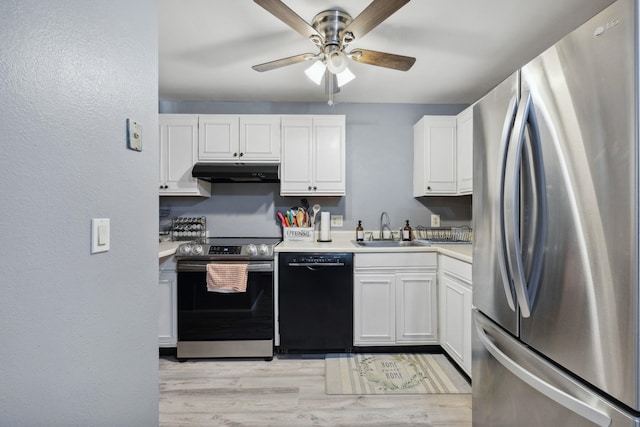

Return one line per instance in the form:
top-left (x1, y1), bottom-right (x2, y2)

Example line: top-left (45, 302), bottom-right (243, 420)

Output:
top-left (431, 214), bottom-right (441, 227)
top-left (330, 215), bottom-right (343, 227)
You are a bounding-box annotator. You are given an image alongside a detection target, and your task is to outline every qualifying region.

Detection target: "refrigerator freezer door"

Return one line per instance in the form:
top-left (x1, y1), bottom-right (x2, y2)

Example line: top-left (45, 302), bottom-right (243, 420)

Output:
top-left (473, 310), bottom-right (640, 427)
top-left (518, 0), bottom-right (639, 411)
top-left (472, 71), bottom-right (520, 335)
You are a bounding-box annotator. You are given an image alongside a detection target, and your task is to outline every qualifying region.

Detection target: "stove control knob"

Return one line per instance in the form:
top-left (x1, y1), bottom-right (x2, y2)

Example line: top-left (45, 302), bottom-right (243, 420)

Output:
top-left (258, 244), bottom-right (270, 255)
top-left (246, 244), bottom-right (258, 256)
top-left (192, 245), bottom-right (204, 255)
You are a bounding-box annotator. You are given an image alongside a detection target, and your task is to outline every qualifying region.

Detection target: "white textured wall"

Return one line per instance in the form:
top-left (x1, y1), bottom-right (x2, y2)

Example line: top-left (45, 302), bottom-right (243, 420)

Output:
top-left (0, 0), bottom-right (159, 425)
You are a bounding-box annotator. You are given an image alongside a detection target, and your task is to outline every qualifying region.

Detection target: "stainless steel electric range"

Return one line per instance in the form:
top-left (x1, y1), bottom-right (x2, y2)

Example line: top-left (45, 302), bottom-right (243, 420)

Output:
top-left (174, 237), bottom-right (280, 360)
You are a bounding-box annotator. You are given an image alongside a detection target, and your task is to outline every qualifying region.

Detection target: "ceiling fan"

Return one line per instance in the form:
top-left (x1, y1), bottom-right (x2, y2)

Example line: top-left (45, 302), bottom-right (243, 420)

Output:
top-left (252, 0), bottom-right (416, 102)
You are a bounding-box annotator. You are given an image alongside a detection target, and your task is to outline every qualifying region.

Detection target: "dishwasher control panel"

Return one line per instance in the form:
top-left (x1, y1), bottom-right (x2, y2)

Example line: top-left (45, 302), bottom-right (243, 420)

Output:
top-left (286, 254), bottom-right (352, 266)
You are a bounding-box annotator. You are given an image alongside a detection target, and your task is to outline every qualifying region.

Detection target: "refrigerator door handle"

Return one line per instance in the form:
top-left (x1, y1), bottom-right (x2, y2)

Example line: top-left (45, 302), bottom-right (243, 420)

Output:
top-left (503, 90), bottom-right (545, 318)
top-left (520, 91), bottom-right (547, 311)
top-left (496, 94), bottom-right (519, 312)
top-left (475, 319), bottom-right (612, 427)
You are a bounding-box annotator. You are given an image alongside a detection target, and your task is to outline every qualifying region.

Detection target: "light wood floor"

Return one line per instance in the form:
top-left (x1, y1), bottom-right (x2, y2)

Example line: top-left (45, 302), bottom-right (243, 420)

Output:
top-left (159, 354), bottom-right (472, 426)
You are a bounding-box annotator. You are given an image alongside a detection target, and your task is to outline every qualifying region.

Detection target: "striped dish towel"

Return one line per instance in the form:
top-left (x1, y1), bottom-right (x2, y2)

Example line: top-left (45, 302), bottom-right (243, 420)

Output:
top-left (206, 262), bottom-right (248, 293)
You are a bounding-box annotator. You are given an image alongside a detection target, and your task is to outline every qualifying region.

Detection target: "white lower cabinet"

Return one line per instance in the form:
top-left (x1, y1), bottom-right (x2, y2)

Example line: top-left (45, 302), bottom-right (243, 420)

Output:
top-left (159, 256), bottom-right (177, 347)
top-left (438, 254), bottom-right (472, 376)
top-left (354, 253), bottom-right (438, 346)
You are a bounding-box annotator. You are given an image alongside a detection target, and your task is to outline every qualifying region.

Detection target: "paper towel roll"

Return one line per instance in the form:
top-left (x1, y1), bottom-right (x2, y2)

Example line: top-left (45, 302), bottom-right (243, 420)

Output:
top-left (320, 212), bottom-right (331, 241)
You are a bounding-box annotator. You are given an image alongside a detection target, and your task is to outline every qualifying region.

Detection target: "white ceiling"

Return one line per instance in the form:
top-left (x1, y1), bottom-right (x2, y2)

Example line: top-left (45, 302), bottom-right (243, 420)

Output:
top-left (158, 0), bottom-right (615, 105)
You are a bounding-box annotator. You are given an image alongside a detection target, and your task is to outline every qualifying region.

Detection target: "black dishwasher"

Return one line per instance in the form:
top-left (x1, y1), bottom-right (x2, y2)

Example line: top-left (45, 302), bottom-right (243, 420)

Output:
top-left (278, 253), bottom-right (353, 353)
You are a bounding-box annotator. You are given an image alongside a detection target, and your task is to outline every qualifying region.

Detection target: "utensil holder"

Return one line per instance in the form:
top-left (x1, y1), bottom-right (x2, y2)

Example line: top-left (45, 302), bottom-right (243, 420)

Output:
top-left (283, 227), bottom-right (314, 242)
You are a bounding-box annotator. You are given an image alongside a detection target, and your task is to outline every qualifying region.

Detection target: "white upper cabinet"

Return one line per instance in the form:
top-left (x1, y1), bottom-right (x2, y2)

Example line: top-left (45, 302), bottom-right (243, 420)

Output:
top-left (413, 116), bottom-right (457, 196)
top-left (280, 115), bottom-right (345, 196)
top-left (159, 115), bottom-right (211, 197)
top-left (413, 109), bottom-right (474, 197)
top-left (198, 115), bottom-right (281, 162)
top-left (456, 106), bottom-right (473, 195)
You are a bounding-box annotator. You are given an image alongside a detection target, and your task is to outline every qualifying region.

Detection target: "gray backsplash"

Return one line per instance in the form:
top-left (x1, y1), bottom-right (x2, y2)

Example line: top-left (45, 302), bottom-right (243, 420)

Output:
top-left (158, 101), bottom-right (472, 238)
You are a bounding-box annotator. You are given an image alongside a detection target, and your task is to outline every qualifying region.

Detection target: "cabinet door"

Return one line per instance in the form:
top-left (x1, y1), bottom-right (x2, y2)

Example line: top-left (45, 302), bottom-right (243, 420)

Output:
top-left (158, 269), bottom-right (177, 347)
top-left (396, 272), bottom-right (438, 344)
top-left (439, 259), bottom-right (472, 376)
top-left (198, 115), bottom-right (239, 161)
top-left (354, 273), bottom-right (396, 345)
top-left (159, 115), bottom-right (210, 197)
top-left (313, 116), bottom-right (346, 195)
top-left (413, 116), bottom-right (457, 196)
top-left (280, 116), bottom-right (314, 195)
top-left (239, 115), bottom-right (281, 162)
top-left (456, 107), bottom-right (473, 194)
top-left (440, 274), bottom-right (465, 364)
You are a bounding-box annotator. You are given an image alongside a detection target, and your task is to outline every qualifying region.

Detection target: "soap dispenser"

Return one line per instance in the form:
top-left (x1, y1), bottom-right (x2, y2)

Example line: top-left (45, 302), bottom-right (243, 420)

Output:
top-left (356, 220), bottom-right (364, 241)
top-left (402, 220), bottom-right (412, 241)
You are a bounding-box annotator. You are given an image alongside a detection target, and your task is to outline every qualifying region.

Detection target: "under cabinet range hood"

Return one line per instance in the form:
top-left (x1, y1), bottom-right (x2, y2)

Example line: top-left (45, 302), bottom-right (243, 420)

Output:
top-left (191, 163), bottom-right (280, 183)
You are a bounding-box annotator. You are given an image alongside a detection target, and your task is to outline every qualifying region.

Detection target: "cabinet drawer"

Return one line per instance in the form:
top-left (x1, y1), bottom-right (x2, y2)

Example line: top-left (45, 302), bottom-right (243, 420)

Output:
top-left (355, 252), bottom-right (437, 269)
top-left (439, 255), bottom-right (472, 283)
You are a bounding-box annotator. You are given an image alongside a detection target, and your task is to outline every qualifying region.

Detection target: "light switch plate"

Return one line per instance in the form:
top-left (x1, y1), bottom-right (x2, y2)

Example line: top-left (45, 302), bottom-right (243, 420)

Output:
top-left (331, 215), bottom-right (343, 227)
top-left (91, 218), bottom-right (110, 254)
top-left (430, 214), bottom-right (441, 227)
top-left (126, 118), bottom-right (142, 151)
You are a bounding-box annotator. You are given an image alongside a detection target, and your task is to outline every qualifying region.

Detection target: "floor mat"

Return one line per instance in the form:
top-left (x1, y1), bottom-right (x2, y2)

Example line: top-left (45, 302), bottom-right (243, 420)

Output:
top-left (325, 353), bottom-right (471, 395)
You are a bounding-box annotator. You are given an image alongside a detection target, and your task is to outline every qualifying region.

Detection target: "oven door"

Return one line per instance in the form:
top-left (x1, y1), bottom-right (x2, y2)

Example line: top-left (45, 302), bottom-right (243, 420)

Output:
top-left (176, 260), bottom-right (274, 358)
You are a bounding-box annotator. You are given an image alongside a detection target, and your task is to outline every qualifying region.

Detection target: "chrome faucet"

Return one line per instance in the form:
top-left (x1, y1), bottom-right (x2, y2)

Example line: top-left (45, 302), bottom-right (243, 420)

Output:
top-left (379, 211), bottom-right (392, 240)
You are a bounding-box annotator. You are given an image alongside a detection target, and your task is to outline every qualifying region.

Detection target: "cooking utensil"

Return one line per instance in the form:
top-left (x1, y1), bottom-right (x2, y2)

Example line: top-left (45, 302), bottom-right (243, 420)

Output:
top-left (277, 211), bottom-right (287, 227)
top-left (296, 208), bottom-right (305, 228)
top-left (311, 204), bottom-right (321, 227)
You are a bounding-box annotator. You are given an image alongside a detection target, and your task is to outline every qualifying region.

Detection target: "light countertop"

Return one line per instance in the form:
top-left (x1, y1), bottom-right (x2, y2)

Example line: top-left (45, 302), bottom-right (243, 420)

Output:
top-left (159, 241), bottom-right (182, 258)
top-left (275, 231), bottom-right (472, 263)
top-left (159, 233), bottom-right (473, 263)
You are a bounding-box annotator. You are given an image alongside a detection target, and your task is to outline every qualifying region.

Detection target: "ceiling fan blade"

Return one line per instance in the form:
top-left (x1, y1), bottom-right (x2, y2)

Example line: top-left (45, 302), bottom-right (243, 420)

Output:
top-left (350, 49), bottom-right (416, 71)
top-left (252, 53), bottom-right (314, 72)
top-left (342, 0), bottom-right (410, 40)
top-left (254, 0), bottom-right (322, 41)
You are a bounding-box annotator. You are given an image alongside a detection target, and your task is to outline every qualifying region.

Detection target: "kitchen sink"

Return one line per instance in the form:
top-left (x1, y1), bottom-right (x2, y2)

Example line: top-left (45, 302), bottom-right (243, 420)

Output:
top-left (351, 240), bottom-right (428, 248)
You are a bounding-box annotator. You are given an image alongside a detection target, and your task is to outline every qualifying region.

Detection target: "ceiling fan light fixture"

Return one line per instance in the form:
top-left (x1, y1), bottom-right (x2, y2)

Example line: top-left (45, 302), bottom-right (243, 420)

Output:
top-left (326, 50), bottom-right (348, 74)
top-left (304, 60), bottom-right (326, 85)
top-left (337, 67), bottom-right (355, 87)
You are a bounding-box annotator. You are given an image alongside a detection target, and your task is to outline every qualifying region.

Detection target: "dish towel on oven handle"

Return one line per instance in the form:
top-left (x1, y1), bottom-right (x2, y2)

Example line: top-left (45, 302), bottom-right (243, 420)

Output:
top-left (206, 262), bottom-right (249, 293)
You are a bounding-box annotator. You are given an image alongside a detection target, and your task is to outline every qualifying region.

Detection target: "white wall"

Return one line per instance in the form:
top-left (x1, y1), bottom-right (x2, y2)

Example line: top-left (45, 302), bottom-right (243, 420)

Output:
top-left (159, 101), bottom-right (472, 237)
top-left (0, 0), bottom-right (159, 425)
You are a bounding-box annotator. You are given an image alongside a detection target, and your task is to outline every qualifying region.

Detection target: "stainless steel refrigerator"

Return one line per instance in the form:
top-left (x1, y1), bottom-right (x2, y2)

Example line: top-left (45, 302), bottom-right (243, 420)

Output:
top-left (472, 0), bottom-right (640, 425)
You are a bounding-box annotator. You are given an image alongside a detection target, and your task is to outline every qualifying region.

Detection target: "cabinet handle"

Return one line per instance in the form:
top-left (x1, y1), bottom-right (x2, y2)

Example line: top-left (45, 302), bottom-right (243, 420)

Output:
top-left (233, 152), bottom-right (238, 157)
top-left (427, 186), bottom-right (432, 191)
top-left (308, 186), bottom-right (312, 190)
top-left (239, 152), bottom-right (244, 157)
top-left (313, 186), bottom-right (317, 191)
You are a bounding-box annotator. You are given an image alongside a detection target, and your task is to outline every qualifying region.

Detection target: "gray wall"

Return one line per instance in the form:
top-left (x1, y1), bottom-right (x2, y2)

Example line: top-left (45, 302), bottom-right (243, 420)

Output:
top-left (1, 1), bottom-right (159, 425)
top-left (159, 101), bottom-right (472, 238)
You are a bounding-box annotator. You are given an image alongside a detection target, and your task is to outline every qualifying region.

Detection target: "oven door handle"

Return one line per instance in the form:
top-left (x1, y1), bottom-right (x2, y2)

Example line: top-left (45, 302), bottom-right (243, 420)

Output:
top-left (177, 262), bottom-right (274, 273)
